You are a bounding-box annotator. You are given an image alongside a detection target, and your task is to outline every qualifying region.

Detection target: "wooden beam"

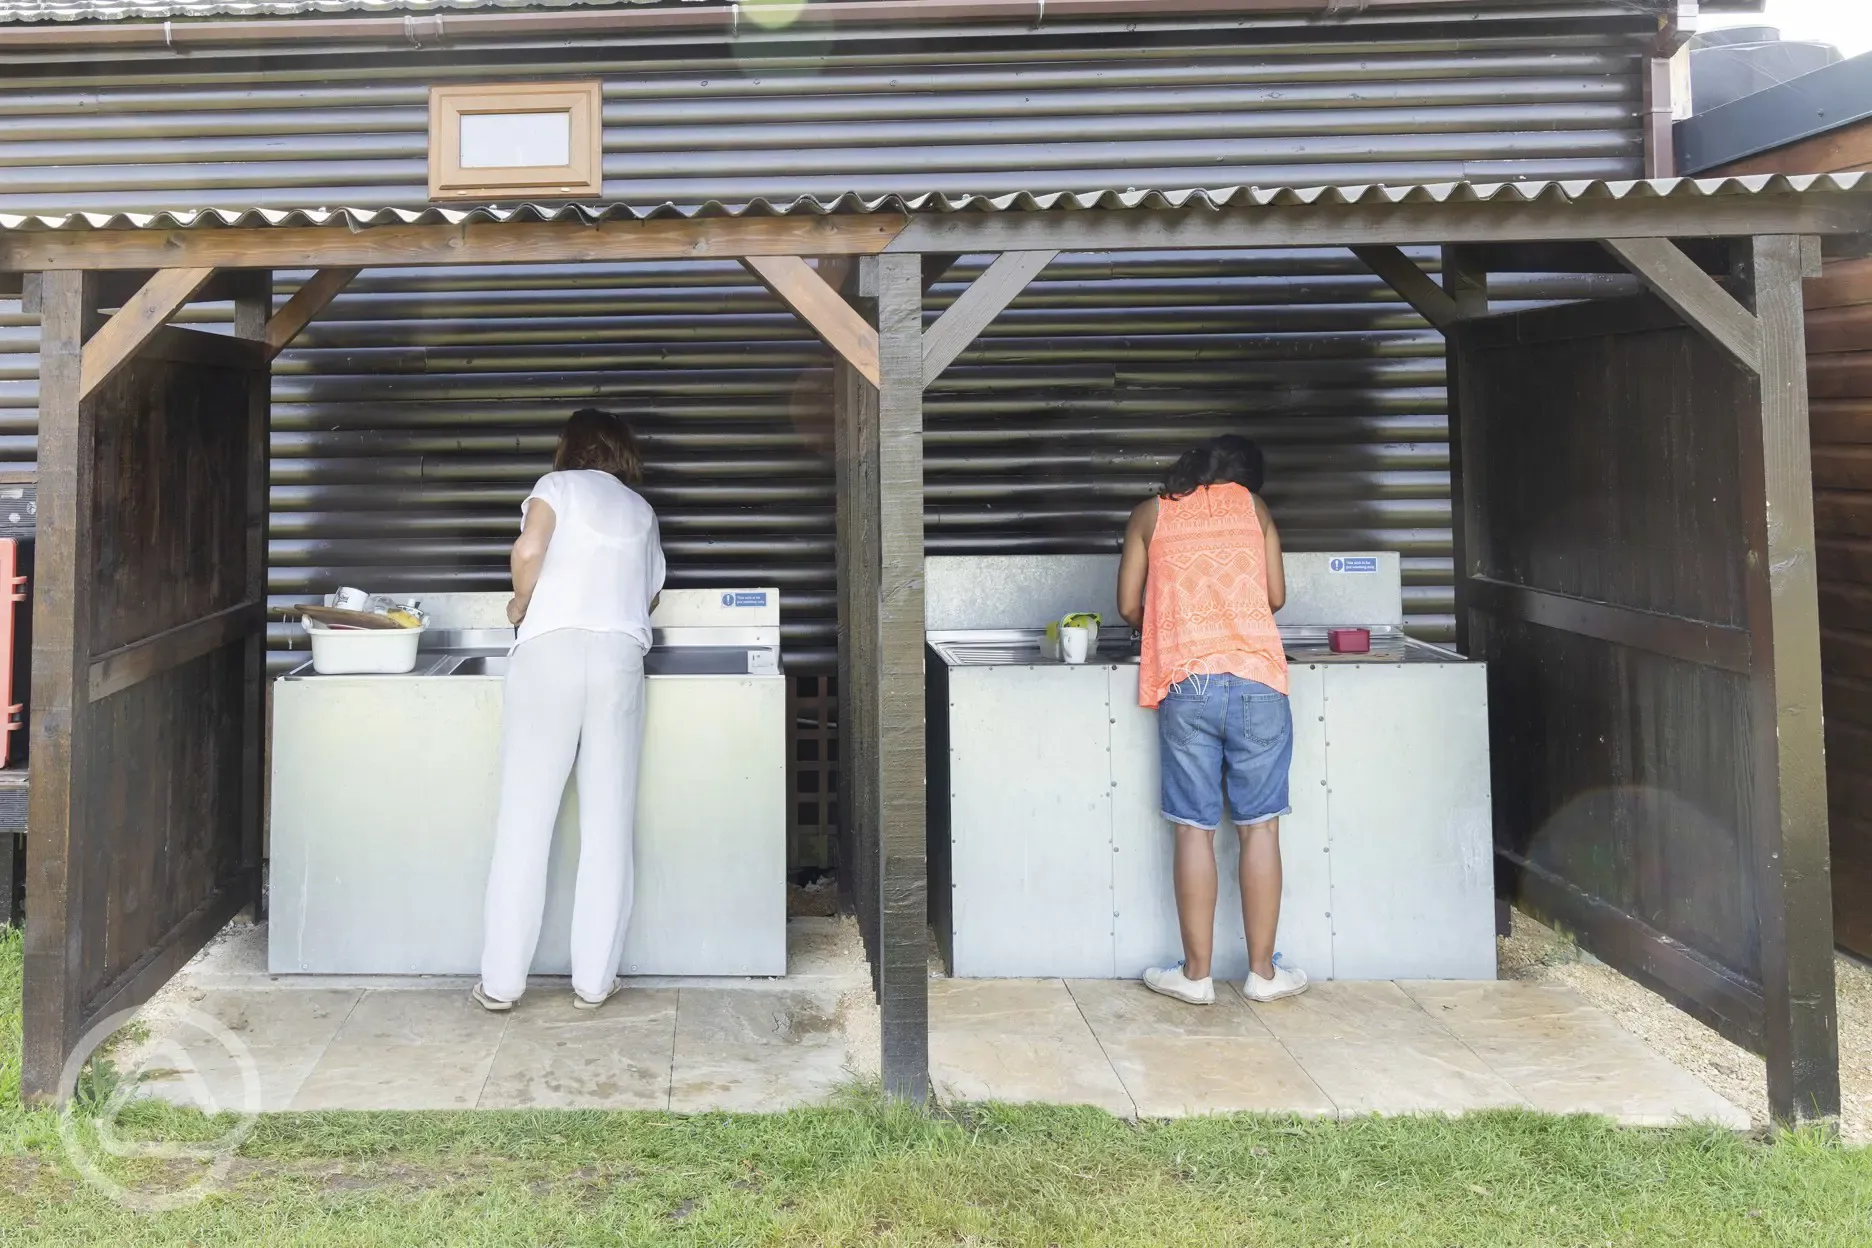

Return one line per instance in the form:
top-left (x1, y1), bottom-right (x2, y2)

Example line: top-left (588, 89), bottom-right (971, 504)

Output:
top-left (22, 271), bottom-right (98, 1102)
top-left (87, 601), bottom-right (263, 703)
top-left (1736, 234), bottom-right (1841, 1123)
top-left (1466, 576), bottom-right (1753, 674)
top-left (264, 267), bottom-right (356, 358)
top-left (269, 267), bottom-right (359, 359)
top-left (231, 270), bottom-right (270, 924)
top-left (885, 194), bottom-right (1872, 254)
top-left (1602, 237), bottom-right (1762, 373)
top-left (1, 214), bottom-right (908, 273)
top-left (742, 254), bottom-right (881, 387)
top-left (1442, 245), bottom-right (1489, 320)
top-left (922, 250), bottom-right (1056, 385)
top-left (1351, 245), bottom-right (1460, 331)
top-left (78, 266), bottom-right (216, 400)
top-left (873, 253), bottom-right (928, 1103)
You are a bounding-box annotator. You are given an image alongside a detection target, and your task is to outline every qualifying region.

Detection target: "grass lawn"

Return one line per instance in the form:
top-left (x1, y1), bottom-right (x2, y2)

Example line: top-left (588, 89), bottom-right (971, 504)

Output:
top-left (1, 928), bottom-right (1869, 1245)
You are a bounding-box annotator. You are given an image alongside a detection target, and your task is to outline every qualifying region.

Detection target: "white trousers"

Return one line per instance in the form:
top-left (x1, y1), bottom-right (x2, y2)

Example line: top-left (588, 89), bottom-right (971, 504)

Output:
top-left (480, 628), bottom-right (646, 1002)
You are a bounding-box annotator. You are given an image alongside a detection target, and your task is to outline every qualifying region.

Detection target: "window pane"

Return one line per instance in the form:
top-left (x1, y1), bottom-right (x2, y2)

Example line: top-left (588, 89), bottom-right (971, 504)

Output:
top-left (458, 111), bottom-right (572, 169)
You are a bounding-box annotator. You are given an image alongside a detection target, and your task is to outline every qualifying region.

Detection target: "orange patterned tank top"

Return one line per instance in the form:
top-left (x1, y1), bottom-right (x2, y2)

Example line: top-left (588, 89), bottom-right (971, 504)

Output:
top-left (1139, 483), bottom-right (1287, 708)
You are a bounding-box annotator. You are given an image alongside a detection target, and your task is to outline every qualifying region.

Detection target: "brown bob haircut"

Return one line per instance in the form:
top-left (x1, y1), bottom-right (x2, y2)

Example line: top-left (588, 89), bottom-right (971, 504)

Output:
top-left (553, 408), bottom-right (644, 485)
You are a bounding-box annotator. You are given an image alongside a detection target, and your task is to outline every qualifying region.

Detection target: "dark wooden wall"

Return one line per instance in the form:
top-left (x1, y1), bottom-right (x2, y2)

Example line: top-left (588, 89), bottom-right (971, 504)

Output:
top-left (1805, 256), bottom-right (1872, 961)
top-left (22, 273), bottom-right (268, 1100)
top-left (1455, 272), bottom-right (1839, 1119)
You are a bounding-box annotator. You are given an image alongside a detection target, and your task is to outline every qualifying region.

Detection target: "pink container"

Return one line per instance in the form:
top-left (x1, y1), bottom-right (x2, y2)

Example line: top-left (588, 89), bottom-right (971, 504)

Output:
top-left (1328, 628), bottom-right (1371, 654)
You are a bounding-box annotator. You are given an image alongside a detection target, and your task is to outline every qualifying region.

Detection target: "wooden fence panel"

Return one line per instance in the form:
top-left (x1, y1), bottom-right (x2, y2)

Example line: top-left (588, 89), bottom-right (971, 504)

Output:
top-left (22, 275), bottom-right (265, 1101)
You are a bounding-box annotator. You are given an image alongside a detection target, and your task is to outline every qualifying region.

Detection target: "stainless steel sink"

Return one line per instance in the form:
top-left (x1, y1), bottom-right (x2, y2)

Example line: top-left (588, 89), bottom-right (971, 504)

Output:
top-left (442, 654), bottom-right (508, 676)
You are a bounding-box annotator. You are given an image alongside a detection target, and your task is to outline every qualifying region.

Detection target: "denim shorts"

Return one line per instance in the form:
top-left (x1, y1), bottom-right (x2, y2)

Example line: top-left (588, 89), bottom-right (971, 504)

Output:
top-left (1158, 673), bottom-right (1294, 831)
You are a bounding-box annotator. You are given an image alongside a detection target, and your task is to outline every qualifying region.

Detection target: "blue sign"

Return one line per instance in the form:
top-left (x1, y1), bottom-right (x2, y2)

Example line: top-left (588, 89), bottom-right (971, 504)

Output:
top-left (1330, 556), bottom-right (1379, 574)
top-left (726, 591), bottom-right (769, 608)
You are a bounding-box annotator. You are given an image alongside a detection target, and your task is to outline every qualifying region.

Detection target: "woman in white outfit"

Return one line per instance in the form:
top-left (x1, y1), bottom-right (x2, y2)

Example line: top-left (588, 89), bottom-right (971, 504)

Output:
top-left (474, 408), bottom-right (666, 1012)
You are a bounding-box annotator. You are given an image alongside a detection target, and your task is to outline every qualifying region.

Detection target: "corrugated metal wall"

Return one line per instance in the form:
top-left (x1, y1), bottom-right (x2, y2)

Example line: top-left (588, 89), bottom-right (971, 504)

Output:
top-left (0, 3), bottom-right (1654, 670)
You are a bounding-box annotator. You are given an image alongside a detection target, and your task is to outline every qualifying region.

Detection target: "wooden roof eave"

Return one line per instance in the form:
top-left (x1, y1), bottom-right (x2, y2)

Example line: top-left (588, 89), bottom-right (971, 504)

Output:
top-left (5, 187), bottom-right (1872, 274)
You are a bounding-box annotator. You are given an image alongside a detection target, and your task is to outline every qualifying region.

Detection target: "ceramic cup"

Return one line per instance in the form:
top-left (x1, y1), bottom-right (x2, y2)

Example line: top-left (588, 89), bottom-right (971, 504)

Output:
top-left (1060, 625), bottom-right (1091, 664)
top-left (331, 586), bottom-right (370, 611)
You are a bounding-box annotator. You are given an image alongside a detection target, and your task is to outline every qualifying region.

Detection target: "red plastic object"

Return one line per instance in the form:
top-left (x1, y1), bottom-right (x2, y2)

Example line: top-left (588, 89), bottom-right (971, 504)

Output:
top-left (0, 540), bottom-right (24, 766)
top-left (1328, 627), bottom-right (1371, 654)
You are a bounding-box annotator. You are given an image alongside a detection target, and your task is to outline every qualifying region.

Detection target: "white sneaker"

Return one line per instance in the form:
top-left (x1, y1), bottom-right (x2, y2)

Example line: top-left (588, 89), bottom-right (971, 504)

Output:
top-left (1142, 963), bottom-right (1215, 1005)
top-left (1243, 962), bottom-right (1310, 1003)
top-left (471, 983), bottom-right (513, 1013)
top-left (573, 978), bottom-right (622, 1011)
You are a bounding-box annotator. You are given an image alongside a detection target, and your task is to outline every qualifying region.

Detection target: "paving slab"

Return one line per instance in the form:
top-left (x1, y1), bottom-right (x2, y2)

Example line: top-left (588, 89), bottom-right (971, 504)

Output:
top-left (930, 979), bottom-right (1135, 1116)
top-left (669, 988), bottom-right (849, 1113)
top-left (291, 988), bottom-right (508, 1111)
top-left (135, 988), bottom-right (360, 1114)
top-left (1243, 980), bottom-right (1527, 1117)
top-left (1069, 979), bottom-right (1333, 1118)
top-left (1068, 978), bottom-right (1267, 1038)
top-left (478, 988), bottom-right (677, 1110)
top-left (1401, 980), bottom-right (1750, 1128)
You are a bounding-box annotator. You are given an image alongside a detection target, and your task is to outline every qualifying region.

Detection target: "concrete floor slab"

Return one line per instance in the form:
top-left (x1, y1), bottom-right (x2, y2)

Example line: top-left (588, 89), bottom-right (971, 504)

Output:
top-left (1244, 981), bottom-right (1527, 1117)
top-left (1067, 978), bottom-right (1269, 1038)
top-left (291, 989), bottom-right (508, 1111)
top-left (931, 1031), bottom-right (1137, 1117)
top-left (123, 919), bottom-right (1749, 1125)
top-left (1099, 1033), bottom-right (1336, 1118)
top-left (669, 988), bottom-right (849, 1113)
top-left (1401, 980), bottom-right (1751, 1128)
top-left (477, 988), bottom-right (677, 1110)
top-left (136, 988), bottom-right (360, 1114)
top-left (929, 978), bottom-right (1089, 1033)
top-left (930, 978), bottom-right (1135, 1116)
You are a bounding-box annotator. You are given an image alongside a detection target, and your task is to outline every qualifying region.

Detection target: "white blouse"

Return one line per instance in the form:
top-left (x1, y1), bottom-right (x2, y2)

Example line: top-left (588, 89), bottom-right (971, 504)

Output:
top-left (514, 469), bottom-right (666, 652)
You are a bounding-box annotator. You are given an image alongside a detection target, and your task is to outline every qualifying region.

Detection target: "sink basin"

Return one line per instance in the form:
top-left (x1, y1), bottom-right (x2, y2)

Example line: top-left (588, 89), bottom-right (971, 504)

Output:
top-left (444, 654), bottom-right (509, 676)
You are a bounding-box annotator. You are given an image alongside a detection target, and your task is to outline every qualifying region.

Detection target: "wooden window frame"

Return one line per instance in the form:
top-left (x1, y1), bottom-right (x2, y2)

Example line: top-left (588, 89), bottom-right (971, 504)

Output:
top-left (428, 81), bottom-right (603, 201)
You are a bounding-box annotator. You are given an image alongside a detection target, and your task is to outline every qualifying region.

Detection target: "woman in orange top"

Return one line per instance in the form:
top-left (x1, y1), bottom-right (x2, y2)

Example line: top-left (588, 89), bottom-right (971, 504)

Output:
top-left (1117, 435), bottom-right (1309, 1006)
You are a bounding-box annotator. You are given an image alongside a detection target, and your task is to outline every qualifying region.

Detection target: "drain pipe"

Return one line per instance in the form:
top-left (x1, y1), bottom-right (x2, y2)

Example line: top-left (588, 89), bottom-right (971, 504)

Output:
top-left (1647, 0), bottom-right (1700, 178)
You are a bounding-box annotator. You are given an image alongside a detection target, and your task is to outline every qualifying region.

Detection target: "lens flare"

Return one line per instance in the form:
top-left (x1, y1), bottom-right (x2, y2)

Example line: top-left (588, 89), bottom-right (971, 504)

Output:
top-left (742, 0), bottom-right (809, 31)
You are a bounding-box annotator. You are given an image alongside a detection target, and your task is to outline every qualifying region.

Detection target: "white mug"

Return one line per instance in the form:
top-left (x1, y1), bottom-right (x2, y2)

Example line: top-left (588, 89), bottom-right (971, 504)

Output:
top-left (331, 586), bottom-right (370, 611)
top-left (1060, 625), bottom-right (1091, 664)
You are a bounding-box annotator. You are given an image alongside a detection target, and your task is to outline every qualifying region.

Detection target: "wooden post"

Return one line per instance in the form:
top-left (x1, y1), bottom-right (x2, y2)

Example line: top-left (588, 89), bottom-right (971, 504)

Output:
top-left (1735, 235), bottom-right (1841, 1122)
top-left (833, 356), bottom-right (881, 961)
top-left (1443, 247), bottom-right (1488, 658)
top-left (873, 253), bottom-right (929, 1102)
top-left (21, 271), bottom-right (98, 1102)
top-left (231, 271), bottom-right (272, 923)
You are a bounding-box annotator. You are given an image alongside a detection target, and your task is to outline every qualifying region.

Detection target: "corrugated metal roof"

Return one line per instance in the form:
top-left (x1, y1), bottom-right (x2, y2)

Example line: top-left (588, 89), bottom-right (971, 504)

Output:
top-left (0, 0), bottom-right (680, 22)
top-left (1, 174), bottom-right (1865, 231)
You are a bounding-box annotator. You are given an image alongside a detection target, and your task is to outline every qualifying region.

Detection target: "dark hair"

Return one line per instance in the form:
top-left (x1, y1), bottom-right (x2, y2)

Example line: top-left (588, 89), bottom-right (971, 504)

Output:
top-left (1161, 435), bottom-right (1265, 500)
top-left (554, 408), bottom-right (644, 485)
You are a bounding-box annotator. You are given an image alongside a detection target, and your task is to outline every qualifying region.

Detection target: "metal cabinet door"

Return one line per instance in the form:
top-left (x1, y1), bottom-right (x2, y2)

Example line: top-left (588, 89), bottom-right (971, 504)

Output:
top-left (1110, 664), bottom-right (1332, 982)
top-left (946, 665), bottom-right (1118, 977)
top-left (1322, 663), bottom-right (1495, 979)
